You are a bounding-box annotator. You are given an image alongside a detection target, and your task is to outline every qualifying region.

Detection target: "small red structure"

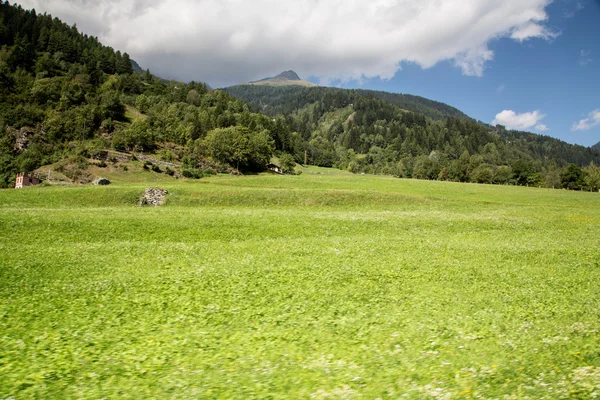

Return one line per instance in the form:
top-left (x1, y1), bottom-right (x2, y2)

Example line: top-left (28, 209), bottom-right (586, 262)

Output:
top-left (15, 173), bottom-right (41, 189)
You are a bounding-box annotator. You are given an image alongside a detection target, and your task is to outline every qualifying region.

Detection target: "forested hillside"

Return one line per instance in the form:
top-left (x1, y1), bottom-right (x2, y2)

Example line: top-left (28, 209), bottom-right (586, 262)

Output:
top-left (0, 2), bottom-right (279, 187)
top-left (225, 85), bottom-right (469, 121)
top-left (226, 84), bottom-right (600, 189)
top-left (0, 1), bottom-right (599, 191)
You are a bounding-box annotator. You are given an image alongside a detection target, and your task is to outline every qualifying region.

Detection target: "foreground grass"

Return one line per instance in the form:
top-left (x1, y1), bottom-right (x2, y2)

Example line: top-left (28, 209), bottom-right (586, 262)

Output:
top-left (1, 172), bottom-right (600, 398)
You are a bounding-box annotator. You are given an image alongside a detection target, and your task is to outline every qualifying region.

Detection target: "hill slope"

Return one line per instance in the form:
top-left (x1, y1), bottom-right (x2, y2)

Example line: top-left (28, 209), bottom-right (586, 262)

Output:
top-left (226, 84), bottom-right (467, 121)
top-left (225, 84), bottom-right (600, 180)
top-left (593, 141), bottom-right (600, 152)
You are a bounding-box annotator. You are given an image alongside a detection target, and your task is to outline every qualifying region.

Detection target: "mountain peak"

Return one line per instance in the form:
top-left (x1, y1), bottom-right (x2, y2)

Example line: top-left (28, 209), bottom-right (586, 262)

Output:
top-left (274, 70), bottom-right (301, 81)
top-left (246, 70), bottom-right (317, 88)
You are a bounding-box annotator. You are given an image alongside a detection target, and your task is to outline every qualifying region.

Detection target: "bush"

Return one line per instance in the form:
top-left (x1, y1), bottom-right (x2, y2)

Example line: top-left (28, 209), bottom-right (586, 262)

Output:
top-left (470, 164), bottom-right (494, 184)
top-left (182, 168), bottom-right (215, 179)
top-left (561, 164), bottom-right (585, 190)
top-left (165, 167), bottom-right (175, 176)
top-left (151, 164), bottom-right (161, 173)
top-left (279, 153), bottom-right (296, 174)
top-left (97, 160), bottom-right (107, 168)
top-left (112, 120), bottom-right (154, 152)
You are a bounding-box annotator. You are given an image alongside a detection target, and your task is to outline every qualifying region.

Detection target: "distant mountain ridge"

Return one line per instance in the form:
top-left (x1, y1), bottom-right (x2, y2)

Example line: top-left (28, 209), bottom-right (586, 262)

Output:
top-left (247, 70), bottom-right (317, 87)
top-left (225, 84), bottom-right (469, 121)
top-left (593, 141), bottom-right (600, 151)
top-left (131, 59), bottom-right (144, 73)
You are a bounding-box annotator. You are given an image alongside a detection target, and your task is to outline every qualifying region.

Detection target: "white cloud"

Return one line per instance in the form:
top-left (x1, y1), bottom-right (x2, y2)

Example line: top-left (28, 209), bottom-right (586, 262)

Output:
top-left (453, 46), bottom-right (494, 78)
top-left (492, 110), bottom-right (548, 131)
top-left (572, 110), bottom-right (600, 132)
top-left (17, 0), bottom-right (557, 86)
top-left (510, 21), bottom-right (559, 42)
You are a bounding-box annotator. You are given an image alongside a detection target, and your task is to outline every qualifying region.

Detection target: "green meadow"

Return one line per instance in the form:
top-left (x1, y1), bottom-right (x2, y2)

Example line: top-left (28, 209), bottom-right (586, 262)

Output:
top-left (1, 170), bottom-right (600, 399)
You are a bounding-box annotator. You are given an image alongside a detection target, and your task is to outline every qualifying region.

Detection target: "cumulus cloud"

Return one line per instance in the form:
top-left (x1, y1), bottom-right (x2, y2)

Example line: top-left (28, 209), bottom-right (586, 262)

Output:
top-left (510, 21), bottom-right (559, 42)
top-left (18, 0), bottom-right (556, 86)
top-left (572, 109), bottom-right (600, 132)
top-left (492, 110), bottom-right (548, 131)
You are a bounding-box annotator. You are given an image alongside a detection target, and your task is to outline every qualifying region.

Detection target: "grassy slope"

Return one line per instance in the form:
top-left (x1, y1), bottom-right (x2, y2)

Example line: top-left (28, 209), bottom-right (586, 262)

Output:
top-left (1, 171), bottom-right (600, 398)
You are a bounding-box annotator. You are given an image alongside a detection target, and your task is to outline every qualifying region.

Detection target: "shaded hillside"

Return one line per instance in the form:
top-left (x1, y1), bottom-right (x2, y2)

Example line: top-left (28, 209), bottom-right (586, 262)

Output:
top-left (502, 129), bottom-right (600, 167)
top-left (355, 89), bottom-right (469, 121)
top-left (593, 141), bottom-right (600, 152)
top-left (225, 85), bottom-right (468, 121)
top-left (131, 59), bottom-right (144, 73)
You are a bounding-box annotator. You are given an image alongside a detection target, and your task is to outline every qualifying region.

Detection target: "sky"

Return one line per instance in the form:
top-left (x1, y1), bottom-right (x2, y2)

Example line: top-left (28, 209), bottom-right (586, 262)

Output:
top-left (16, 0), bottom-right (600, 147)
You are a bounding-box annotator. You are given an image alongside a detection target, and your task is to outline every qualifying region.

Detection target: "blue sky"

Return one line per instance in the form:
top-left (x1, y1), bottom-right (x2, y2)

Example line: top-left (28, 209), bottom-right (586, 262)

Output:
top-left (324, 0), bottom-right (600, 147)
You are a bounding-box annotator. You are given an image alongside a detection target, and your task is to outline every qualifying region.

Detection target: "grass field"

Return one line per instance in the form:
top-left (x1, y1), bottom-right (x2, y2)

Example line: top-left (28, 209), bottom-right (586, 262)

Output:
top-left (1, 170), bottom-right (600, 398)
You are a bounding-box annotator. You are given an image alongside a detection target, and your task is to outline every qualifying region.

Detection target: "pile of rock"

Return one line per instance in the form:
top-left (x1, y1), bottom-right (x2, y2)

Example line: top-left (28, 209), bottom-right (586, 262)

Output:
top-left (139, 187), bottom-right (168, 206)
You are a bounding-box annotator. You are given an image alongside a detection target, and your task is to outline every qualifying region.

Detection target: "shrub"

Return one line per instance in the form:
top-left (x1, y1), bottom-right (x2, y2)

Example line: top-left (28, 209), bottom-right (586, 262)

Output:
top-left (280, 153), bottom-right (296, 174)
top-left (111, 120), bottom-right (154, 152)
top-left (182, 168), bottom-right (215, 179)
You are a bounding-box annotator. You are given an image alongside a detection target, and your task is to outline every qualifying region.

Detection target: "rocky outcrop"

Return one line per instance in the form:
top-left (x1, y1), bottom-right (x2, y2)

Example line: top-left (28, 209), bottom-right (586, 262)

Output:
top-left (139, 188), bottom-right (168, 206)
top-left (136, 155), bottom-right (178, 168)
top-left (14, 127), bottom-right (36, 152)
top-left (93, 177), bottom-right (111, 185)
